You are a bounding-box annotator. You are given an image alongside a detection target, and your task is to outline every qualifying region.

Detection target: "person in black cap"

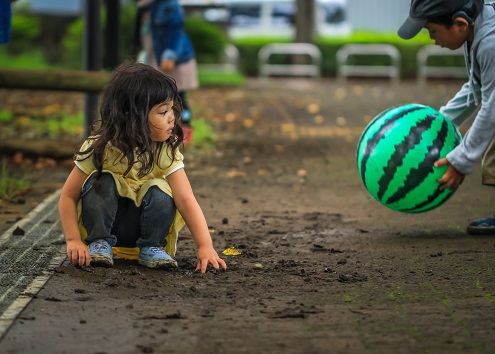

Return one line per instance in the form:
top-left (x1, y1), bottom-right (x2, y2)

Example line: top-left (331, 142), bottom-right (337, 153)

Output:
top-left (398, 0), bottom-right (495, 235)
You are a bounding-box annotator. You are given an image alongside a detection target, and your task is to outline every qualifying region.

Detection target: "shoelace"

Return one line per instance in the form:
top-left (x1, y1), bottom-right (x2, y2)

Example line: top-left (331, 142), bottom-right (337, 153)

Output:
top-left (148, 247), bottom-right (164, 254)
top-left (93, 242), bottom-right (109, 251)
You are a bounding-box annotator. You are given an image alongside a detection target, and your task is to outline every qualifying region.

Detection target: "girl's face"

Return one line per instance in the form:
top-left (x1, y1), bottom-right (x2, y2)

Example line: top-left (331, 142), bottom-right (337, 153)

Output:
top-left (148, 100), bottom-right (175, 142)
top-left (424, 20), bottom-right (472, 50)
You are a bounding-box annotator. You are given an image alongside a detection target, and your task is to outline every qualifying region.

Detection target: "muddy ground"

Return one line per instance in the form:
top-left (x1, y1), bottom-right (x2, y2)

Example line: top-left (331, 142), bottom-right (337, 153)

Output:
top-left (0, 79), bottom-right (494, 354)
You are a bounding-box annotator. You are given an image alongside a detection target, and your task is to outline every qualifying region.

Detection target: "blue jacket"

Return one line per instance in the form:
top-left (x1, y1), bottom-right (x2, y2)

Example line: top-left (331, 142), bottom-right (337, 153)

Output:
top-left (0, 0), bottom-right (12, 44)
top-left (150, 0), bottom-right (195, 65)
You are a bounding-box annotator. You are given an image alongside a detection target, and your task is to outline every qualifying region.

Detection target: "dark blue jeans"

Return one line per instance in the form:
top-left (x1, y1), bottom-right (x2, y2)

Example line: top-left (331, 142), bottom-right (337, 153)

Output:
top-left (81, 173), bottom-right (176, 248)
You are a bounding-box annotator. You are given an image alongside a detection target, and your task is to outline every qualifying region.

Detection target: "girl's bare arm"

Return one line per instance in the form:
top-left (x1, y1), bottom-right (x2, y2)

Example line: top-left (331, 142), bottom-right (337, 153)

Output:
top-left (168, 169), bottom-right (227, 273)
top-left (59, 167), bottom-right (90, 267)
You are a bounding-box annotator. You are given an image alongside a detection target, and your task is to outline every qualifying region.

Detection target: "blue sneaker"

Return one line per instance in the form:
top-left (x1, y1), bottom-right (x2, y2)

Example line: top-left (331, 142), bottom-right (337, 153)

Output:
top-left (88, 240), bottom-right (113, 267)
top-left (181, 109), bottom-right (192, 124)
top-left (139, 247), bottom-right (178, 269)
top-left (467, 217), bottom-right (495, 235)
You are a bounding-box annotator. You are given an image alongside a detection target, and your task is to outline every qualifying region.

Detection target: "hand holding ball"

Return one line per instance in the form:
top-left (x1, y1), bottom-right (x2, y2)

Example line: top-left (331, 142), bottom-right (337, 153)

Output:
top-left (357, 104), bottom-right (462, 213)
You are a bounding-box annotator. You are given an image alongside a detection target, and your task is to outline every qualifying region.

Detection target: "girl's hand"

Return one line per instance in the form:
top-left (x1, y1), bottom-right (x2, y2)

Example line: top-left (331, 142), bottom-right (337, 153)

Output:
top-left (435, 158), bottom-right (465, 191)
top-left (160, 59), bottom-right (176, 73)
top-left (66, 239), bottom-right (91, 267)
top-left (196, 245), bottom-right (227, 273)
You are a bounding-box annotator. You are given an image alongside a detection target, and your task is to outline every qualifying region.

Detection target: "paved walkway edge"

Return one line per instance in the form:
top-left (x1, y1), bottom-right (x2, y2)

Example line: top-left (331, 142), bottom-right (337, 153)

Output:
top-left (0, 189), bottom-right (66, 340)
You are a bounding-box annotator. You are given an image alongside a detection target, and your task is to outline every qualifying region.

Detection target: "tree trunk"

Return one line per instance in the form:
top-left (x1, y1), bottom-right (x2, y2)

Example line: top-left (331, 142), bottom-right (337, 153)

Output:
top-left (295, 0), bottom-right (315, 43)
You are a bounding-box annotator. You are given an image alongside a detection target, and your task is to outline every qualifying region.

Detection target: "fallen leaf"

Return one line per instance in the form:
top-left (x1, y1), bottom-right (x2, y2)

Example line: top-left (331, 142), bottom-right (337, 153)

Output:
top-left (314, 115), bottom-right (324, 124)
top-left (222, 246), bottom-right (242, 256)
top-left (242, 119), bottom-right (254, 128)
top-left (227, 169), bottom-right (246, 178)
top-left (306, 103), bottom-right (320, 114)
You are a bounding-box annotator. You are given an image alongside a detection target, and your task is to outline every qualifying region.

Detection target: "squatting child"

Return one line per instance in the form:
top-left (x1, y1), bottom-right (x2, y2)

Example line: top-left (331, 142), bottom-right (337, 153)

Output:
top-left (58, 62), bottom-right (227, 272)
top-left (398, 0), bottom-right (495, 234)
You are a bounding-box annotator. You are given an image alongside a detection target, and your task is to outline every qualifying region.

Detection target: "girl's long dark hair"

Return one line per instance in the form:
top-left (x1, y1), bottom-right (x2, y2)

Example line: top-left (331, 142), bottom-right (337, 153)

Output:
top-left (76, 61), bottom-right (184, 177)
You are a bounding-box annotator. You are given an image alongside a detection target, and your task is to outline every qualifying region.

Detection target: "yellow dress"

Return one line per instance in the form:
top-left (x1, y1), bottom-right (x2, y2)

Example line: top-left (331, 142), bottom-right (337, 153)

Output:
top-left (75, 140), bottom-right (185, 259)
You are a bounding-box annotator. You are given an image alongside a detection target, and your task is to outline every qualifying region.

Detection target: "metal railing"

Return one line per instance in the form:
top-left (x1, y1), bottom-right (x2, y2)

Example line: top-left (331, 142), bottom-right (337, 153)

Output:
top-left (336, 44), bottom-right (401, 83)
top-left (258, 43), bottom-right (322, 77)
top-left (417, 45), bottom-right (467, 83)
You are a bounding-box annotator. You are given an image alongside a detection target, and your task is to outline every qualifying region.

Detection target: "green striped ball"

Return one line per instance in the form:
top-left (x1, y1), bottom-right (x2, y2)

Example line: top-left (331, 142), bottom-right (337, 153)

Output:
top-left (357, 104), bottom-right (462, 213)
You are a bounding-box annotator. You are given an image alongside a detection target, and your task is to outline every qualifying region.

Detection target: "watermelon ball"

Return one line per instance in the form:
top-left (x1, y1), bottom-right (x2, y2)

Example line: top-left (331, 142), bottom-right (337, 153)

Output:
top-left (356, 104), bottom-right (462, 213)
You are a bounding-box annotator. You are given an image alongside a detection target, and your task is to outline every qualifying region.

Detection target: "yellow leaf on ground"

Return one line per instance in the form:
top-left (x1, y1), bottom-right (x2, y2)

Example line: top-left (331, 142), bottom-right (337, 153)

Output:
top-left (222, 246), bottom-right (242, 256)
top-left (314, 115), bottom-right (324, 124)
top-left (227, 169), bottom-right (246, 178)
top-left (281, 123), bottom-right (295, 133)
top-left (306, 103), bottom-right (320, 114)
top-left (243, 119), bottom-right (254, 128)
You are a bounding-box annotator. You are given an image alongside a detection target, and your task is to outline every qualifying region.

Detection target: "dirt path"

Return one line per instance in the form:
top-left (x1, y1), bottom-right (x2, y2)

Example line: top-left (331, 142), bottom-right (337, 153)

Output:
top-left (0, 79), bottom-right (494, 354)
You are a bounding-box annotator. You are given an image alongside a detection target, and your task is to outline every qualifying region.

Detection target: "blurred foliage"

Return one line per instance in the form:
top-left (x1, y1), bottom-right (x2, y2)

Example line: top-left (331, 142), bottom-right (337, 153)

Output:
top-left (61, 18), bottom-right (84, 69)
top-left (189, 118), bottom-right (217, 150)
top-left (0, 109), bottom-right (84, 141)
top-left (185, 17), bottom-right (227, 64)
top-left (62, 4), bottom-right (138, 69)
top-left (1, 2), bottom-right (464, 80)
top-left (0, 160), bottom-right (30, 202)
top-left (4, 3), bottom-right (227, 70)
top-left (0, 110), bottom-right (14, 123)
top-left (8, 14), bottom-right (40, 55)
top-left (198, 70), bottom-right (245, 87)
top-left (4, 2), bottom-right (138, 69)
top-left (0, 48), bottom-right (59, 69)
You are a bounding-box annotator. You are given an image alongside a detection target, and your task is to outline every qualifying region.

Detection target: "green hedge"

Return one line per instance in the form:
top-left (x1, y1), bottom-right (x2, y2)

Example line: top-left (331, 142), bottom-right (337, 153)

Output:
top-left (232, 32), bottom-right (466, 79)
top-left (5, 4), bottom-right (226, 70)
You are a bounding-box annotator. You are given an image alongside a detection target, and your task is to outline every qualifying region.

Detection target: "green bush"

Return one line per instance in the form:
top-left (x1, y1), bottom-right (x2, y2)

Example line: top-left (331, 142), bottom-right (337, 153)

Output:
top-left (62, 18), bottom-right (84, 69)
top-left (0, 161), bottom-right (30, 202)
top-left (232, 32), bottom-right (461, 79)
top-left (8, 15), bottom-right (40, 55)
top-left (185, 17), bottom-right (227, 64)
top-left (62, 4), bottom-right (138, 69)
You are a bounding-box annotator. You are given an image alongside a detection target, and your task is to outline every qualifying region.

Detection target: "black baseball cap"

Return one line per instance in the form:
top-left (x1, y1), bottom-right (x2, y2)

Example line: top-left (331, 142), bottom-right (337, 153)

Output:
top-left (398, 0), bottom-right (469, 39)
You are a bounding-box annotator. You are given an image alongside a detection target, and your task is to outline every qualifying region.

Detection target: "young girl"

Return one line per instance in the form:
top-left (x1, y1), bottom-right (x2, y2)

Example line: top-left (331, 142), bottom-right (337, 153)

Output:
top-left (58, 62), bottom-right (226, 273)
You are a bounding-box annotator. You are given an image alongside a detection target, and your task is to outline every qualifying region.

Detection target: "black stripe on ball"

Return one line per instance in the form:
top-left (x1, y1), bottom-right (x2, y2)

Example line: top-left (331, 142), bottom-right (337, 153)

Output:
top-left (359, 105), bottom-right (424, 189)
top-left (377, 115), bottom-right (435, 201)
top-left (386, 116), bottom-right (448, 206)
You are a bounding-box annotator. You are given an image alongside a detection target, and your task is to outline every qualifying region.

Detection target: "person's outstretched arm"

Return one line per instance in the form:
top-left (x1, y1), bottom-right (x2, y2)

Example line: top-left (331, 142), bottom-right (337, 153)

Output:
top-left (59, 167), bottom-right (90, 267)
top-left (168, 168), bottom-right (227, 273)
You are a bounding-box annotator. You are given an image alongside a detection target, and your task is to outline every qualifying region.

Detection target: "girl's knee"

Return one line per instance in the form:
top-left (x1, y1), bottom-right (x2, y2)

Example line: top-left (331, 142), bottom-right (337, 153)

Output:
top-left (143, 187), bottom-right (175, 211)
top-left (82, 172), bottom-right (117, 197)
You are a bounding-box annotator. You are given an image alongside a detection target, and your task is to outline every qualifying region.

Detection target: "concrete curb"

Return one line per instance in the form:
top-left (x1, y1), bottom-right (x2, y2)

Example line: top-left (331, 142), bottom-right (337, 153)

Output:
top-left (0, 189), bottom-right (66, 340)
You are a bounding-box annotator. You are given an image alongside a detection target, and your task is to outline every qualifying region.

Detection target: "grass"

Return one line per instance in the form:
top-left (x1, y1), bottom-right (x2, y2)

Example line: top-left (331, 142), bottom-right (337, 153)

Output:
top-left (198, 69), bottom-right (246, 87)
top-left (189, 117), bottom-right (217, 150)
top-left (0, 161), bottom-right (30, 202)
top-left (0, 49), bottom-right (247, 88)
top-left (0, 110), bottom-right (85, 140)
top-left (0, 48), bottom-right (61, 70)
top-left (0, 53), bottom-right (225, 154)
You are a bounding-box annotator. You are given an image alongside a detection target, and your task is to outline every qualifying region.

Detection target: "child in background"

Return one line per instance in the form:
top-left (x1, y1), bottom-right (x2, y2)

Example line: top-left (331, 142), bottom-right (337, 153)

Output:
top-left (137, 0), bottom-right (198, 142)
top-left (58, 62), bottom-right (226, 272)
top-left (398, 0), bottom-right (495, 235)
